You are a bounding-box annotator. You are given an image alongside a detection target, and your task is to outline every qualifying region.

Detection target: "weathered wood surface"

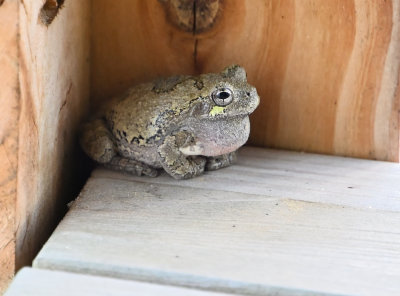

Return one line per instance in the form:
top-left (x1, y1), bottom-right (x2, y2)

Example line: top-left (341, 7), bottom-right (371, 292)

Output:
top-left (34, 147), bottom-right (400, 296)
top-left (0, 0), bottom-right (91, 291)
top-left (5, 268), bottom-right (234, 296)
top-left (0, 0), bottom-right (19, 291)
top-left (94, 147), bottom-right (400, 212)
top-left (17, 0), bottom-right (90, 270)
top-left (91, 0), bottom-right (400, 161)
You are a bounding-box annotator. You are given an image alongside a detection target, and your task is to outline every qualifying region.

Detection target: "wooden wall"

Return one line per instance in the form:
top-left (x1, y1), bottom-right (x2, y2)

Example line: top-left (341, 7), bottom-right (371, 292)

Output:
top-left (0, 0), bottom-right (19, 290)
top-left (17, 0), bottom-right (90, 269)
top-left (0, 0), bottom-right (90, 292)
top-left (92, 0), bottom-right (400, 161)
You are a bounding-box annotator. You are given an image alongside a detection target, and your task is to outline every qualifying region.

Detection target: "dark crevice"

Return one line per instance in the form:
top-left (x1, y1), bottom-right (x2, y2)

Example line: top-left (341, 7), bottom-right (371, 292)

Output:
top-left (0, 0), bottom-right (4, 7)
top-left (192, 0), bottom-right (197, 35)
top-left (193, 38), bottom-right (199, 72)
top-left (193, 1), bottom-right (198, 72)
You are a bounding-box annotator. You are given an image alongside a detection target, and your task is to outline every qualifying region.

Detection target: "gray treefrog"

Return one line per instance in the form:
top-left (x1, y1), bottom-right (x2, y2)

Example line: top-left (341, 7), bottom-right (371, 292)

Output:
top-left (80, 65), bottom-right (260, 179)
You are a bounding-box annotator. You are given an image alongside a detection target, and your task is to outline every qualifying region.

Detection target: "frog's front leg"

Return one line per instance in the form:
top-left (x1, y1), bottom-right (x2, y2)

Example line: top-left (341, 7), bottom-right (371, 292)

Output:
top-left (206, 151), bottom-right (237, 171)
top-left (157, 131), bottom-right (206, 180)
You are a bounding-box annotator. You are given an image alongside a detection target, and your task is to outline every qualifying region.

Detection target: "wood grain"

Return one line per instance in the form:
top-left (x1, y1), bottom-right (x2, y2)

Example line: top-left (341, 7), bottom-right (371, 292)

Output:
top-left (0, 0), bottom-right (19, 292)
top-left (34, 148), bottom-right (400, 296)
top-left (91, 0), bottom-right (195, 101)
top-left (6, 268), bottom-right (234, 296)
top-left (93, 147), bottom-right (400, 212)
top-left (0, 0), bottom-right (90, 289)
top-left (1, 1), bottom-right (399, 291)
top-left (16, 0), bottom-right (90, 269)
top-left (91, 0), bottom-right (400, 161)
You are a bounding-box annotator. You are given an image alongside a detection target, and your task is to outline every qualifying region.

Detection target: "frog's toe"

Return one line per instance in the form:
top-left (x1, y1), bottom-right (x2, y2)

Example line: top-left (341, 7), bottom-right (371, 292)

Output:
top-left (142, 167), bottom-right (160, 178)
top-left (104, 156), bottom-right (159, 178)
top-left (206, 152), bottom-right (237, 171)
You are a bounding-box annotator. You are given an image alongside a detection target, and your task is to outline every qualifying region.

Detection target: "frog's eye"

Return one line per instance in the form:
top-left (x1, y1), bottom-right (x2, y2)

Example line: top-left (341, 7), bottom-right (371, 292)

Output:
top-left (211, 88), bottom-right (233, 106)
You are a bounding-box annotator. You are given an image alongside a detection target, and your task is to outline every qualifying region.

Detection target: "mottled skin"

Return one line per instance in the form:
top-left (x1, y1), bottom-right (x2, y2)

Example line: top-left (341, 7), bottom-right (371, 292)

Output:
top-left (80, 65), bottom-right (260, 179)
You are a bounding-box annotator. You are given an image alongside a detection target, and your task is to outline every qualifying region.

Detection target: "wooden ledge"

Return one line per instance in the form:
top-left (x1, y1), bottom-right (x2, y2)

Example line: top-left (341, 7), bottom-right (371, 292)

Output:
top-left (5, 268), bottom-right (233, 296)
top-left (32, 147), bottom-right (400, 295)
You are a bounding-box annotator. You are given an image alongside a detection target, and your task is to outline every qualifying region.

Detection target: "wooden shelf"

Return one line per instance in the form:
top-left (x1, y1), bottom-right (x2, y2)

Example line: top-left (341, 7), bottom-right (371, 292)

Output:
top-left (9, 147), bottom-right (400, 295)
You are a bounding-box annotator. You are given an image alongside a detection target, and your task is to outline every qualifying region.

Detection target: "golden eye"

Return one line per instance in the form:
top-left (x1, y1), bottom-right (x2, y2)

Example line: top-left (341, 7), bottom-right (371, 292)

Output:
top-left (211, 88), bottom-right (233, 106)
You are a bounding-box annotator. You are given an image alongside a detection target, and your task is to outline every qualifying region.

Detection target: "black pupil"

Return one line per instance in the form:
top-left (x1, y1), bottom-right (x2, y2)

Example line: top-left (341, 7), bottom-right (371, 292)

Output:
top-left (218, 91), bottom-right (230, 100)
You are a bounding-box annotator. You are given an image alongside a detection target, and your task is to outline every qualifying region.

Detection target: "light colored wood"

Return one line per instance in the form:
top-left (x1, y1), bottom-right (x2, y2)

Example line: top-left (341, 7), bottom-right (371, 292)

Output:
top-left (5, 268), bottom-right (234, 296)
top-left (91, 0), bottom-right (400, 161)
top-left (34, 147), bottom-right (400, 296)
top-left (1, 0), bottom-right (398, 292)
top-left (0, 0), bottom-right (19, 291)
top-left (90, 0), bottom-right (196, 101)
top-left (94, 147), bottom-right (400, 212)
top-left (0, 0), bottom-right (91, 290)
top-left (16, 0), bottom-right (90, 269)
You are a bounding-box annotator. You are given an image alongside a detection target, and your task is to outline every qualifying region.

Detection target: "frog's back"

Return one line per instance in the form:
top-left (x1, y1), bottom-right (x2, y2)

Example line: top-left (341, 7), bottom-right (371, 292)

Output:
top-left (105, 75), bottom-right (195, 147)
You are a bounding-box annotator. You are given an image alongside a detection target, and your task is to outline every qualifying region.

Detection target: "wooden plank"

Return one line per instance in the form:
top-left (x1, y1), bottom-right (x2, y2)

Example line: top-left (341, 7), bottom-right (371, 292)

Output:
top-left (0, 0), bottom-right (91, 290)
top-left (34, 148), bottom-right (400, 296)
top-left (5, 268), bottom-right (234, 296)
top-left (90, 0), bottom-right (400, 161)
top-left (93, 147), bottom-right (400, 211)
top-left (0, 0), bottom-right (20, 292)
top-left (90, 0), bottom-right (196, 102)
top-left (16, 0), bottom-right (90, 269)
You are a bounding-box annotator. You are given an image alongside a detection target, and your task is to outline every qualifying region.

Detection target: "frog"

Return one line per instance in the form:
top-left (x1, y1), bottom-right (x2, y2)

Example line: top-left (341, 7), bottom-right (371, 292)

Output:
top-left (80, 65), bottom-right (260, 180)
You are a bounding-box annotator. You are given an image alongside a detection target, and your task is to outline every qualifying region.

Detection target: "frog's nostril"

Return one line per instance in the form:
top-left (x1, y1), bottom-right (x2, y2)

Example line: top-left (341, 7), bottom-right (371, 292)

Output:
top-left (246, 92), bottom-right (250, 96)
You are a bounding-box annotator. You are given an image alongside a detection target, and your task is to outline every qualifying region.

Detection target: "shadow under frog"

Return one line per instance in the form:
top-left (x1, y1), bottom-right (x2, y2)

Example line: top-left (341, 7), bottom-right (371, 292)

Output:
top-left (80, 65), bottom-right (260, 179)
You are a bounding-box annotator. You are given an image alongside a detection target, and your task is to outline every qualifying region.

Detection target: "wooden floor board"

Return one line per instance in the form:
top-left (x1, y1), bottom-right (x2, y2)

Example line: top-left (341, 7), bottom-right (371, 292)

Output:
top-left (93, 147), bottom-right (400, 211)
top-left (33, 147), bottom-right (400, 295)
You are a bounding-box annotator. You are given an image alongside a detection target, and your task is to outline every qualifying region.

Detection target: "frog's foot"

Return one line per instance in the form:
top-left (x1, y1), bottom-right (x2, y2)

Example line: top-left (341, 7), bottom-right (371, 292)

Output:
top-left (104, 156), bottom-right (159, 177)
top-left (157, 132), bottom-right (206, 180)
top-left (80, 118), bottom-right (117, 164)
top-left (206, 151), bottom-right (237, 171)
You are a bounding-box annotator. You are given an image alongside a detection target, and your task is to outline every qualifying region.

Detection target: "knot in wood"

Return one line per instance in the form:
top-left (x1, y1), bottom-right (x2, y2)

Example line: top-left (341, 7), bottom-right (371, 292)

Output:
top-left (159, 0), bottom-right (222, 34)
top-left (39, 0), bottom-right (65, 26)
